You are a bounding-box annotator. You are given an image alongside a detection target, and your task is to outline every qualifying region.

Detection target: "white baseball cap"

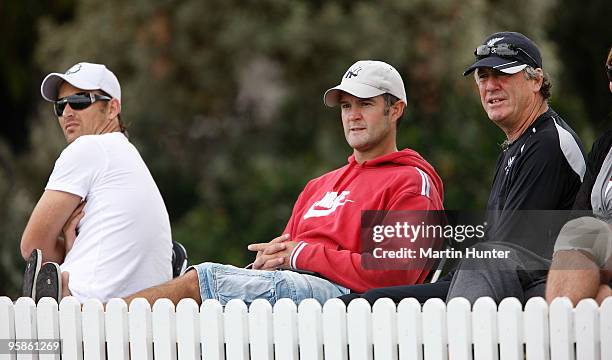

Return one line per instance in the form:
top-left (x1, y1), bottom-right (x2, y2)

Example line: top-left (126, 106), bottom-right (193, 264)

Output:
top-left (323, 60), bottom-right (407, 107)
top-left (40, 62), bottom-right (121, 102)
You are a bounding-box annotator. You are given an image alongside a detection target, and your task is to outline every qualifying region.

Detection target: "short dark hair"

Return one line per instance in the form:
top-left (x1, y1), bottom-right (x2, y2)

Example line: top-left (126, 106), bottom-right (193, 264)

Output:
top-left (382, 93), bottom-right (404, 128)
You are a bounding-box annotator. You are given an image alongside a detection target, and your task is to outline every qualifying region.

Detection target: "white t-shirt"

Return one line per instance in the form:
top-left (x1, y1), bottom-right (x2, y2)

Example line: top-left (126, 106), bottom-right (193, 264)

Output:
top-left (46, 132), bottom-right (172, 302)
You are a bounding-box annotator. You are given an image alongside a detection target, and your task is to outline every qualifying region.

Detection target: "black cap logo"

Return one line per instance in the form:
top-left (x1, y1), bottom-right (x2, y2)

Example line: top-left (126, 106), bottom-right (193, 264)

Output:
top-left (345, 66), bottom-right (362, 79)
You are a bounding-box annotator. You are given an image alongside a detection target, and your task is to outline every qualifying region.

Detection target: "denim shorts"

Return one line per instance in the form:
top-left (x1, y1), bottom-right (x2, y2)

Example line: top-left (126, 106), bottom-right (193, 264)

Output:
top-left (191, 262), bottom-right (350, 305)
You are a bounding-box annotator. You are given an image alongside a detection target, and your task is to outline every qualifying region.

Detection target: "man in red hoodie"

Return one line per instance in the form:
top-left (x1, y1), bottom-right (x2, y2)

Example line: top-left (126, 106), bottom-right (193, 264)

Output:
top-left (80, 60), bottom-right (444, 306)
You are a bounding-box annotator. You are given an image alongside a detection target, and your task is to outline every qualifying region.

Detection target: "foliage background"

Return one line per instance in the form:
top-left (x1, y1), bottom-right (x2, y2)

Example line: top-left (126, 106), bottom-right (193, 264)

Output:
top-left (0, 0), bottom-right (610, 297)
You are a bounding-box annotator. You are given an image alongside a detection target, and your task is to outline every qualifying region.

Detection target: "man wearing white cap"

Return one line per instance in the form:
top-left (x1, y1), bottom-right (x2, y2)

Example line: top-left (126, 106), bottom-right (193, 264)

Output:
top-left (117, 60), bottom-right (444, 306)
top-left (339, 32), bottom-right (587, 306)
top-left (21, 62), bottom-right (172, 303)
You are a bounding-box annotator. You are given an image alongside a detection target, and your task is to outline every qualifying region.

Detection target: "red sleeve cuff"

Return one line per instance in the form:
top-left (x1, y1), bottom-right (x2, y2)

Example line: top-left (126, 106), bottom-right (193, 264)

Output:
top-left (289, 241), bottom-right (307, 269)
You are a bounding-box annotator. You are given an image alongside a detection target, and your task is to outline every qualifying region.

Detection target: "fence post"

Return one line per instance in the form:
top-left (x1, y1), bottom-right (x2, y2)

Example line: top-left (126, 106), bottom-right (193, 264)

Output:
top-left (36, 298), bottom-right (60, 360)
top-left (372, 298), bottom-right (398, 360)
top-left (224, 299), bottom-right (249, 360)
top-left (549, 297), bottom-right (575, 360)
top-left (273, 299), bottom-right (299, 360)
top-left (472, 297), bottom-right (498, 360)
top-left (601, 297), bottom-right (612, 360)
top-left (128, 298), bottom-right (153, 360)
top-left (200, 300), bottom-right (224, 360)
top-left (82, 299), bottom-right (106, 360)
top-left (347, 298), bottom-right (373, 360)
top-left (105, 299), bottom-right (129, 360)
top-left (446, 297), bottom-right (471, 360)
top-left (574, 299), bottom-right (599, 360)
top-left (523, 297), bottom-right (549, 360)
top-left (58, 297), bottom-right (82, 360)
top-left (248, 299), bottom-right (273, 360)
top-left (15, 297), bottom-right (38, 360)
top-left (152, 299), bottom-right (177, 360)
top-left (0, 296), bottom-right (16, 360)
top-left (498, 297), bottom-right (522, 360)
top-left (298, 299), bottom-right (323, 360)
top-left (322, 299), bottom-right (348, 360)
top-left (422, 298), bottom-right (447, 360)
top-left (397, 298), bottom-right (423, 360)
top-left (176, 298), bottom-right (201, 360)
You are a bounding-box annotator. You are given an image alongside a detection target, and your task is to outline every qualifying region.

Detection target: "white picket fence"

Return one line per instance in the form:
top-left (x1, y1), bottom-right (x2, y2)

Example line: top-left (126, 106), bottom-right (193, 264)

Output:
top-left (1, 295), bottom-right (611, 360)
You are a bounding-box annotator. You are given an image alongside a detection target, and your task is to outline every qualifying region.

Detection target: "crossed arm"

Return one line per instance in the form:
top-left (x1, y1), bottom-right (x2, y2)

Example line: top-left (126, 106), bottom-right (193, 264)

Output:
top-left (20, 190), bottom-right (84, 263)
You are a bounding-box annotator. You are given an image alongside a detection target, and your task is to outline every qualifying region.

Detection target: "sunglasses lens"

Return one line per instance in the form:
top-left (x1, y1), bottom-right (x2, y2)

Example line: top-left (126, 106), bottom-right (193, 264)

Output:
top-left (53, 102), bottom-right (66, 116)
top-left (54, 94), bottom-right (93, 116)
top-left (68, 96), bottom-right (94, 110)
top-left (607, 67), bottom-right (612, 82)
top-left (475, 45), bottom-right (489, 56)
top-left (476, 44), bottom-right (520, 58)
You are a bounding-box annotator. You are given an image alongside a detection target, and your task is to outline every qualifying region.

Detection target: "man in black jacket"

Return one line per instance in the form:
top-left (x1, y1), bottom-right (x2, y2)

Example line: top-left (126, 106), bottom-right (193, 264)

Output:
top-left (341, 31), bottom-right (586, 305)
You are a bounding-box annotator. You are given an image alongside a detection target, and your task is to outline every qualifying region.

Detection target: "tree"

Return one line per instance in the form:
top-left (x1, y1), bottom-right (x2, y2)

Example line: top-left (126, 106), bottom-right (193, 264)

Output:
top-left (2, 0), bottom-right (573, 297)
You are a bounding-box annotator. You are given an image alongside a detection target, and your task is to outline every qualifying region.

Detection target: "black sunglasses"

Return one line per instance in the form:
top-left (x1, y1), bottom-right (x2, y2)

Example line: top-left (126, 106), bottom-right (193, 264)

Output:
top-left (54, 92), bottom-right (111, 117)
top-left (607, 65), bottom-right (612, 82)
top-left (475, 43), bottom-right (539, 69)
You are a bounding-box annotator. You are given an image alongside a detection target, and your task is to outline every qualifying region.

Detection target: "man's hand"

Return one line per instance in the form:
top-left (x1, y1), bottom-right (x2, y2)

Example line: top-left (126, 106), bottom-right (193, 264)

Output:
top-left (248, 234), bottom-right (298, 270)
top-left (62, 201), bottom-right (86, 254)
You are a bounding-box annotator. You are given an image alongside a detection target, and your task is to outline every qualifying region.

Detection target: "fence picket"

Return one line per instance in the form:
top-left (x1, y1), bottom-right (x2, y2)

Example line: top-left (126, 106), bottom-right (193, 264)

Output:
top-left (273, 299), bottom-right (299, 360)
top-left (152, 299), bottom-right (176, 360)
top-left (248, 299), bottom-right (273, 360)
top-left (14, 297), bottom-right (38, 360)
top-left (0, 297), bottom-right (16, 360)
top-left (372, 298), bottom-right (398, 360)
top-left (523, 297), bottom-right (549, 360)
top-left (105, 299), bottom-right (129, 360)
top-left (58, 297), bottom-right (82, 360)
top-left (176, 298), bottom-right (201, 360)
top-left (298, 299), bottom-right (324, 360)
top-left (36, 298), bottom-right (59, 360)
top-left (224, 299), bottom-right (249, 360)
top-left (128, 299), bottom-right (153, 360)
top-left (472, 297), bottom-right (498, 360)
top-left (498, 297), bottom-right (522, 360)
top-left (82, 299), bottom-right (106, 360)
top-left (575, 299), bottom-right (599, 360)
top-left (322, 299), bottom-right (348, 360)
top-left (397, 298), bottom-right (422, 360)
top-left (549, 297), bottom-right (575, 360)
top-left (200, 300), bottom-right (224, 360)
top-left (422, 298), bottom-right (447, 360)
top-left (347, 298), bottom-right (373, 360)
top-left (601, 297), bottom-right (612, 360)
top-left (446, 297), bottom-right (471, 360)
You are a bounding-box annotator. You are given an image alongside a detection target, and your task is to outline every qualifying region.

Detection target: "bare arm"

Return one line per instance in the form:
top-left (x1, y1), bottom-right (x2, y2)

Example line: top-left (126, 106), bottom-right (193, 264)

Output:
top-left (546, 250), bottom-right (601, 305)
top-left (20, 190), bottom-right (82, 263)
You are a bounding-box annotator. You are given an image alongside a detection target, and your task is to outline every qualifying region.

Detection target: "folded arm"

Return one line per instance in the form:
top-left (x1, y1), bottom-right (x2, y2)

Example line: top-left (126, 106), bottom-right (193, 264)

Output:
top-left (20, 190), bottom-right (82, 263)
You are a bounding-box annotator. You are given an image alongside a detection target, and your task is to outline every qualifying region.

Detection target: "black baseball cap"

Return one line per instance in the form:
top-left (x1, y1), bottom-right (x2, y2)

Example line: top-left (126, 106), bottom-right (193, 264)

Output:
top-left (463, 31), bottom-right (542, 76)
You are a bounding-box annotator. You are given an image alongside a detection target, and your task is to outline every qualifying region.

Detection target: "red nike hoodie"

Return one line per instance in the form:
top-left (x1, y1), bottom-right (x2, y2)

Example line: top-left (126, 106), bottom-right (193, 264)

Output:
top-left (284, 148), bottom-right (444, 293)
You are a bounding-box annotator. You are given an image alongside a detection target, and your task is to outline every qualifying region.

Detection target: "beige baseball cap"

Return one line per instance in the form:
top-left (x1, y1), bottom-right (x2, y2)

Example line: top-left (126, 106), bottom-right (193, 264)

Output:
top-left (323, 60), bottom-right (407, 107)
